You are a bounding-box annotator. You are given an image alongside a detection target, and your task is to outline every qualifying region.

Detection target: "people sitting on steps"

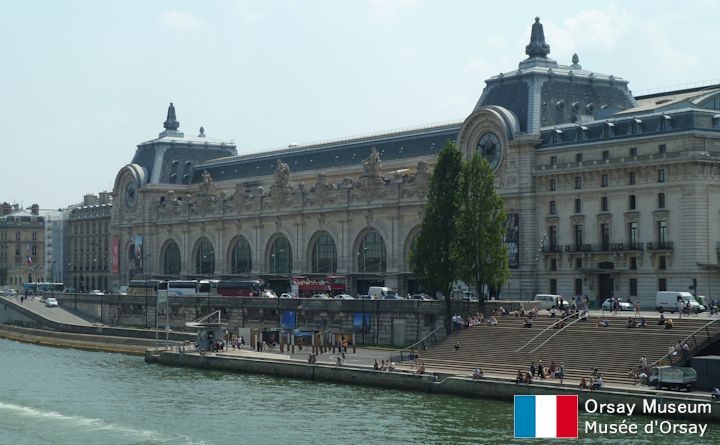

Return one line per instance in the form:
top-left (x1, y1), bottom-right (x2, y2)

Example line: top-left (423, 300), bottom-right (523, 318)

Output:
top-left (579, 377), bottom-right (591, 390)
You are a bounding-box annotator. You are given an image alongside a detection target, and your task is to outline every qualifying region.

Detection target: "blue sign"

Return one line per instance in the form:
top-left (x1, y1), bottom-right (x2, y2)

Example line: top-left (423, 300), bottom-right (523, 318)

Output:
top-left (280, 311), bottom-right (296, 329)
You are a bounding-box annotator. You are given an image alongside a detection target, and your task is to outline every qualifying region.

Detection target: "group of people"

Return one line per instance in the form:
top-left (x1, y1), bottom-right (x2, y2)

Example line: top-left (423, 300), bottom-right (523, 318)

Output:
top-left (625, 316), bottom-right (647, 328)
top-left (461, 313), bottom-right (498, 328)
top-left (372, 359), bottom-right (396, 371)
top-left (657, 314), bottom-right (674, 329)
top-left (579, 373), bottom-right (604, 391)
top-left (526, 360), bottom-right (565, 383)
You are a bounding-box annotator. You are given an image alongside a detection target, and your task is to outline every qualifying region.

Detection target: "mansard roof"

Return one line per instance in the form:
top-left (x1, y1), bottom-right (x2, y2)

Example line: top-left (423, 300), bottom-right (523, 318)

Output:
top-left (191, 122), bottom-right (461, 184)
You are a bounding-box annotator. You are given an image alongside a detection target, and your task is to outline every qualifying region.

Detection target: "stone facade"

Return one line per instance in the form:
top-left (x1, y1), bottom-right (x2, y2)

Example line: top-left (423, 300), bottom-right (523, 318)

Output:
top-left (67, 193), bottom-right (112, 292)
top-left (108, 18), bottom-right (720, 308)
top-left (0, 203), bottom-right (45, 287)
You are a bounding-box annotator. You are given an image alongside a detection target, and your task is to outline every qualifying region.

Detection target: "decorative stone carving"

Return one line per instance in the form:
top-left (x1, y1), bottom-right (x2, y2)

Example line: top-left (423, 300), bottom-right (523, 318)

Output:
top-left (362, 147), bottom-right (383, 183)
top-left (307, 173), bottom-right (337, 207)
top-left (354, 147), bottom-right (389, 203)
top-left (404, 161), bottom-right (429, 198)
top-left (270, 160), bottom-right (292, 208)
top-left (158, 189), bottom-right (186, 217)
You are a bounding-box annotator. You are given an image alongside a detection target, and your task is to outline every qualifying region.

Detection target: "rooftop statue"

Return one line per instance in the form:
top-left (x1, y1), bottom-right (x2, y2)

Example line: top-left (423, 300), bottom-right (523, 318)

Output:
top-left (525, 17), bottom-right (550, 58)
top-left (273, 159), bottom-right (290, 188)
top-left (163, 102), bottom-right (180, 131)
top-left (363, 146), bottom-right (382, 178)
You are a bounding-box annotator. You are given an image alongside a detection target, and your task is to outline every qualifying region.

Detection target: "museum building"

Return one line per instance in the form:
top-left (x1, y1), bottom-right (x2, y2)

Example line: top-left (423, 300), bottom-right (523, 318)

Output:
top-left (110, 18), bottom-right (720, 307)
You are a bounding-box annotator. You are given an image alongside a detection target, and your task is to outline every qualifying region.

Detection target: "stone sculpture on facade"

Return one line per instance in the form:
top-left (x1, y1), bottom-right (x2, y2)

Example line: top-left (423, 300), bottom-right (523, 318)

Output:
top-left (354, 147), bottom-right (390, 203)
top-left (270, 159), bottom-right (292, 208)
top-left (307, 173), bottom-right (338, 207)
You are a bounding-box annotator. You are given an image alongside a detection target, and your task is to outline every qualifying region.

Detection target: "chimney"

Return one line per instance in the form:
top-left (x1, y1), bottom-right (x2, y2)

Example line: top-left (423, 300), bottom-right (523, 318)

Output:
top-left (98, 192), bottom-right (111, 205)
top-left (1, 202), bottom-right (11, 215)
top-left (83, 194), bottom-right (99, 206)
top-left (30, 204), bottom-right (39, 215)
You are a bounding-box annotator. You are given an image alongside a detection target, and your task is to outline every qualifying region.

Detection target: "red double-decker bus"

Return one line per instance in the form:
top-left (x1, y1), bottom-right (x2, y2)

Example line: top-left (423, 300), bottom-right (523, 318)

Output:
top-left (291, 275), bottom-right (346, 298)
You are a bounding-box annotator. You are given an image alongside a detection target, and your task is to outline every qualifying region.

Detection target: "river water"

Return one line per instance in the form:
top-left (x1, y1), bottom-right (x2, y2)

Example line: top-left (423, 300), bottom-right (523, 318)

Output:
top-left (0, 338), bottom-right (718, 444)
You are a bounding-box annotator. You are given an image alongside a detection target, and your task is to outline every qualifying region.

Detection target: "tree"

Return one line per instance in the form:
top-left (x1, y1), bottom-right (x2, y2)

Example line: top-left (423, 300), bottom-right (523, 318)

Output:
top-left (451, 153), bottom-right (510, 305)
top-left (409, 140), bottom-right (462, 333)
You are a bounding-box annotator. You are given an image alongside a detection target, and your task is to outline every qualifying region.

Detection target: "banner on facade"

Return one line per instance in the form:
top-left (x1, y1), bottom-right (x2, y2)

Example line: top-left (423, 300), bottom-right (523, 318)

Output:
top-left (506, 213), bottom-right (520, 269)
top-left (111, 238), bottom-right (120, 274)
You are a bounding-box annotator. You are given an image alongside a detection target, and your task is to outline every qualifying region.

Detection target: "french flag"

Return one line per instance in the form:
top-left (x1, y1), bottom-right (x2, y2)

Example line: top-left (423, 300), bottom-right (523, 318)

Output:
top-left (514, 395), bottom-right (578, 439)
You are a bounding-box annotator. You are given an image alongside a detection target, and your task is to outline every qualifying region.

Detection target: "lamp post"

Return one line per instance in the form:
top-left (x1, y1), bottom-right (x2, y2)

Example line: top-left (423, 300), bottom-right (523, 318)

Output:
top-left (203, 251), bottom-right (215, 313)
top-left (534, 233), bottom-right (548, 296)
top-left (143, 253), bottom-right (152, 328)
top-left (51, 260), bottom-right (57, 301)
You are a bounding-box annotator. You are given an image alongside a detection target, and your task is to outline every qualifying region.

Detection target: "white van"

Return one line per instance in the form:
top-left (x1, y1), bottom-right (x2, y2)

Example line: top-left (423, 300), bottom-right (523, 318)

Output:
top-left (534, 294), bottom-right (568, 310)
top-left (368, 286), bottom-right (399, 300)
top-left (655, 291), bottom-right (705, 313)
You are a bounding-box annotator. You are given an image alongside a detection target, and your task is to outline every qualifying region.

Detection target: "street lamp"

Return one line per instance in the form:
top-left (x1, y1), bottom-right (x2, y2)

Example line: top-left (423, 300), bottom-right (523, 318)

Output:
top-left (202, 251), bottom-right (215, 312)
top-left (51, 260), bottom-right (57, 300)
top-left (143, 253), bottom-right (152, 328)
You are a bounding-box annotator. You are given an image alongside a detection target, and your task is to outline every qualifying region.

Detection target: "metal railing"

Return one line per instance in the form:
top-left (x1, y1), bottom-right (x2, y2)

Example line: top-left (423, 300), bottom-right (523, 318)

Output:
top-left (515, 312), bottom-right (581, 353)
top-left (527, 314), bottom-right (587, 354)
top-left (650, 317), bottom-right (720, 367)
top-left (393, 326), bottom-right (446, 362)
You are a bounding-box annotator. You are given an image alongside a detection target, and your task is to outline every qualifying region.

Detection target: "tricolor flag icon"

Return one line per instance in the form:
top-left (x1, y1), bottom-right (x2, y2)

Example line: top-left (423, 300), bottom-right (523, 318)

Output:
top-left (514, 395), bottom-right (578, 439)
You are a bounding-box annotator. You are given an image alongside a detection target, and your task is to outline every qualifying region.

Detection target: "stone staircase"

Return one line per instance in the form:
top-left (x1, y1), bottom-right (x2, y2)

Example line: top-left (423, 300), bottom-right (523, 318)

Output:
top-left (419, 315), bottom-right (719, 386)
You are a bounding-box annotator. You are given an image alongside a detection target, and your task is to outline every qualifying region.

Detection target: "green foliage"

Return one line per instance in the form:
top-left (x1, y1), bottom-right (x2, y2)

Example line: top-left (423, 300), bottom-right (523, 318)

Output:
top-left (409, 140), bottom-right (462, 304)
top-left (450, 153), bottom-right (510, 301)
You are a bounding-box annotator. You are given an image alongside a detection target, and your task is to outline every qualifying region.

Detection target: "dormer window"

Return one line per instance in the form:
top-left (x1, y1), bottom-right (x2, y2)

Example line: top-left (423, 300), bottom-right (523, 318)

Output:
top-left (603, 122), bottom-right (614, 137)
top-left (659, 114), bottom-right (671, 131)
top-left (551, 128), bottom-right (562, 144)
top-left (577, 125), bottom-right (588, 141)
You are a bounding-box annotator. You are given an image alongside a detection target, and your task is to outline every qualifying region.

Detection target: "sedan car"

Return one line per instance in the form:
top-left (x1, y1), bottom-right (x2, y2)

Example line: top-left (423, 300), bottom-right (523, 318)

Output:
top-left (333, 294), bottom-right (355, 300)
top-left (311, 293), bottom-right (332, 299)
top-left (410, 293), bottom-right (435, 301)
top-left (45, 297), bottom-right (59, 307)
top-left (279, 293), bottom-right (294, 299)
top-left (601, 299), bottom-right (634, 311)
top-left (89, 289), bottom-right (105, 295)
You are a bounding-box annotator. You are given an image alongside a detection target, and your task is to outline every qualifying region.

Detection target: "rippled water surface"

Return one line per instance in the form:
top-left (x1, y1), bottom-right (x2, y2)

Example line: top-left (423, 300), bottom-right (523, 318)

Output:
top-left (0, 338), bottom-right (717, 444)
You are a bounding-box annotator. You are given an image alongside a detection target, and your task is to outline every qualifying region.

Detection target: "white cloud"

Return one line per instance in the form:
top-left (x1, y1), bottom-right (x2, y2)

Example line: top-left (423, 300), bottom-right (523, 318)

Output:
top-left (157, 11), bottom-right (207, 32)
top-left (542, 6), bottom-right (631, 60)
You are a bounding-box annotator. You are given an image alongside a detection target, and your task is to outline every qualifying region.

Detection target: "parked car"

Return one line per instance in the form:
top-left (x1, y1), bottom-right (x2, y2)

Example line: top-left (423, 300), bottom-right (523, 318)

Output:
top-left (89, 289), bottom-right (105, 295)
top-left (279, 293), bottom-right (294, 299)
top-left (410, 293), bottom-right (435, 301)
top-left (382, 293), bottom-right (407, 300)
top-left (534, 294), bottom-right (568, 310)
top-left (311, 293), bottom-right (332, 299)
top-left (333, 294), bottom-right (355, 300)
top-left (45, 297), bottom-right (59, 307)
top-left (357, 294), bottom-right (372, 300)
top-left (601, 299), bottom-right (634, 311)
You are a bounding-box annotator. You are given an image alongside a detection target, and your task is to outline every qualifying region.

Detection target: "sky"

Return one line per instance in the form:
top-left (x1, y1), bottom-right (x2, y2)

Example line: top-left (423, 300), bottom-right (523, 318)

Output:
top-left (1, 0), bottom-right (719, 210)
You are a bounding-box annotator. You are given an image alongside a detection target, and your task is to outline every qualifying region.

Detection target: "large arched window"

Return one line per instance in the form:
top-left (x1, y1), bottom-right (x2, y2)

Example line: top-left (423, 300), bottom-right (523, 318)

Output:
top-left (195, 239), bottom-right (215, 275)
top-left (358, 230), bottom-right (386, 272)
top-left (311, 233), bottom-right (337, 273)
top-left (269, 237), bottom-right (292, 274)
top-left (230, 237), bottom-right (252, 274)
top-left (163, 241), bottom-right (181, 275)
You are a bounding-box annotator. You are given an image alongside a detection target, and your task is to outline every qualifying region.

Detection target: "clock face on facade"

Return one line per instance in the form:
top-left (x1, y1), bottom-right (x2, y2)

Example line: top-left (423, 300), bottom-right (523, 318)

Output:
top-left (125, 182), bottom-right (137, 209)
top-left (476, 131), bottom-right (503, 170)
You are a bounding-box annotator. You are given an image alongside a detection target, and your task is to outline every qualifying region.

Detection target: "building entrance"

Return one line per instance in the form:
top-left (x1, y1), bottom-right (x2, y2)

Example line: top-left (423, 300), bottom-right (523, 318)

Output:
top-left (597, 261), bottom-right (615, 304)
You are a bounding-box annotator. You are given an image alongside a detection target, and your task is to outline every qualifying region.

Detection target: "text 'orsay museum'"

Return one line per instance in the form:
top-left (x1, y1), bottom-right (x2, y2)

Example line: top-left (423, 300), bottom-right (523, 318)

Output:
top-left (106, 18), bottom-right (720, 308)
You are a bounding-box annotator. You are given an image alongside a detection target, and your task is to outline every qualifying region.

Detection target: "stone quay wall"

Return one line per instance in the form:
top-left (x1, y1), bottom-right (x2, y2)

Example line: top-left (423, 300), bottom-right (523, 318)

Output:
top-left (147, 349), bottom-right (720, 423)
